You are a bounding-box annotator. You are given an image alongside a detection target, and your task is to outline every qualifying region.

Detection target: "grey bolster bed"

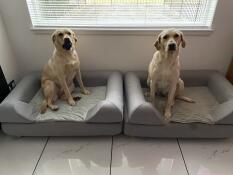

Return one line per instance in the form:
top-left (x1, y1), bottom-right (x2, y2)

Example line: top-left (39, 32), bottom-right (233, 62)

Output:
top-left (0, 71), bottom-right (123, 136)
top-left (124, 70), bottom-right (233, 138)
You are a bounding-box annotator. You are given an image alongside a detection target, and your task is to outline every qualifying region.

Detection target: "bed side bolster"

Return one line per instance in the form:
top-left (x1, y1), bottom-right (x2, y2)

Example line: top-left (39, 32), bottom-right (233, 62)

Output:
top-left (208, 72), bottom-right (233, 103)
top-left (105, 71), bottom-right (123, 113)
top-left (125, 72), bottom-right (163, 125)
top-left (5, 72), bottom-right (41, 102)
top-left (130, 102), bottom-right (165, 125)
top-left (81, 70), bottom-right (114, 86)
top-left (86, 71), bottom-right (123, 123)
top-left (0, 101), bottom-right (36, 123)
top-left (0, 72), bottom-right (40, 123)
top-left (214, 100), bottom-right (233, 124)
top-left (86, 101), bottom-right (122, 123)
top-left (180, 70), bottom-right (216, 86)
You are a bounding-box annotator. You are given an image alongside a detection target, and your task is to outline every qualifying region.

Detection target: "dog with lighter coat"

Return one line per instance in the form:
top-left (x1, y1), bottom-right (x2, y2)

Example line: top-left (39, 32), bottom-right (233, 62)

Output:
top-left (40, 28), bottom-right (90, 114)
top-left (147, 28), bottom-right (194, 120)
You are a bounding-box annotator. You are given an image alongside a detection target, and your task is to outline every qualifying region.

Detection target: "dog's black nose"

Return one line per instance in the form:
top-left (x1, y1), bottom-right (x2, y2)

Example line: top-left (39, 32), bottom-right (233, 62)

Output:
top-left (168, 43), bottom-right (176, 51)
top-left (64, 38), bottom-right (71, 43)
top-left (63, 38), bottom-right (72, 50)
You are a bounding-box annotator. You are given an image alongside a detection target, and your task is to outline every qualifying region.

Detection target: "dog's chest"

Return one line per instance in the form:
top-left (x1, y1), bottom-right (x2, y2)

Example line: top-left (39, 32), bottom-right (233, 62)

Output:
top-left (155, 63), bottom-right (175, 93)
top-left (156, 71), bottom-right (171, 91)
top-left (65, 56), bottom-right (79, 70)
top-left (64, 59), bottom-right (79, 79)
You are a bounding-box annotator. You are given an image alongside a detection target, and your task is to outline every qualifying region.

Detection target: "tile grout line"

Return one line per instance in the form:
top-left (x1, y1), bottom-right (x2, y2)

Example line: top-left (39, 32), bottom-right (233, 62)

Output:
top-left (177, 138), bottom-right (190, 175)
top-left (32, 136), bottom-right (50, 175)
top-left (110, 136), bottom-right (114, 175)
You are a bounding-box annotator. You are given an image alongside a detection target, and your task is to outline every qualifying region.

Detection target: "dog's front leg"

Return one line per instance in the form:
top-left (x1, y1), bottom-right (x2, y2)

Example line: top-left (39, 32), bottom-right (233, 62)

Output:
top-left (76, 68), bottom-right (90, 95)
top-left (58, 77), bottom-right (76, 106)
top-left (164, 81), bottom-right (177, 120)
top-left (150, 77), bottom-right (157, 105)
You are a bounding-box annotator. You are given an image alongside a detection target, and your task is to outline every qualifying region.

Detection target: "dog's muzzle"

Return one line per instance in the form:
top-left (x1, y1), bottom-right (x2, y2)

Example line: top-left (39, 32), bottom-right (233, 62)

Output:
top-left (168, 43), bottom-right (176, 51)
top-left (63, 38), bottom-right (72, 50)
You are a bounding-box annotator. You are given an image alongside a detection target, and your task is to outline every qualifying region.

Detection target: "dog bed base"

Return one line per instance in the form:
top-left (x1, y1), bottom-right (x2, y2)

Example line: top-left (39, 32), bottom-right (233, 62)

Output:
top-left (2, 122), bottom-right (121, 137)
top-left (124, 123), bottom-right (233, 138)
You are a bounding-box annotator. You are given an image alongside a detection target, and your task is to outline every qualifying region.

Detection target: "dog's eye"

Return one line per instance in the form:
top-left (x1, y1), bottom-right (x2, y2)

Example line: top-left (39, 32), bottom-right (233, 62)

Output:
top-left (58, 33), bottom-right (63, 37)
top-left (163, 35), bottom-right (168, 40)
top-left (174, 34), bottom-right (179, 38)
top-left (67, 32), bottom-right (71, 35)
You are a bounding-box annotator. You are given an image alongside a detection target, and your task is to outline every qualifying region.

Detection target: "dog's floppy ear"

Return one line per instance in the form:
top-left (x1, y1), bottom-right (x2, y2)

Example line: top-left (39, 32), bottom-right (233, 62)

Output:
top-left (73, 32), bottom-right (78, 46)
top-left (154, 35), bottom-right (161, 50)
top-left (180, 32), bottom-right (186, 48)
top-left (74, 36), bottom-right (78, 47)
top-left (51, 31), bottom-right (56, 43)
top-left (74, 36), bottom-right (78, 43)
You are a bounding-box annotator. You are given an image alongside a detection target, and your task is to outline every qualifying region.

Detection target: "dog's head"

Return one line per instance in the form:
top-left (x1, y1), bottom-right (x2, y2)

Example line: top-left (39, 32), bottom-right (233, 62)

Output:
top-left (51, 28), bottom-right (78, 51)
top-left (154, 28), bottom-right (186, 54)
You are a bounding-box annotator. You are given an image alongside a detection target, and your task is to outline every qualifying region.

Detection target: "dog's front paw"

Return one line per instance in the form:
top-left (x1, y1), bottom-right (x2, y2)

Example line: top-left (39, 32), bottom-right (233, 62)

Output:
top-left (68, 98), bottom-right (76, 106)
top-left (81, 89), bottom-right (90, 95)
top-left (50, 105), bottom-right (59, 111)
top-left (164, 110), bottom-right (172, 120)
top-left (73, 95), bottom-right (81, 101)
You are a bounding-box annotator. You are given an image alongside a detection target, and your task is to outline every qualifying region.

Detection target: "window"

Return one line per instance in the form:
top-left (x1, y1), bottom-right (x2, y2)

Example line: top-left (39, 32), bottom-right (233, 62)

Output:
top-left (26, 0), bottom-right (218, 29)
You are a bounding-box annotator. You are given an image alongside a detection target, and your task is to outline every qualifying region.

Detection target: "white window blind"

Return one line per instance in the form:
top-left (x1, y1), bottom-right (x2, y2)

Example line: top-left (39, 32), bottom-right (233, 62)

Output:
top-left (26, 0), bottom-right (218, 29)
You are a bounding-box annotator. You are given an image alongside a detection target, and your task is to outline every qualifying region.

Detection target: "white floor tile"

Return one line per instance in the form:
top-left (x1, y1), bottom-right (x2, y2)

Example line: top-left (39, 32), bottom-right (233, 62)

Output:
top-left (34, 137), bottom-right (112, 175)
top-left (179, 138), bottom-right (233, 175)
top-left (0, 132), bottom-right (47, 175)
top-left (111, 136), bottom-right (188, 175)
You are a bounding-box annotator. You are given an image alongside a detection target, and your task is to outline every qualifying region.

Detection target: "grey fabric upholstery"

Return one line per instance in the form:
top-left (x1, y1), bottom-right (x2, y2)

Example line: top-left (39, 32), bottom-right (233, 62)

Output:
top-left (125, 73), bottom-right (164, 125)
top-left (208, 72), bottom-right (233, 103)
top-left (0, 72), bottom-right (40, 123)
top-left (87, 71), bottom-right (123, 123)
top-left (1, 122), bottom-right (121, 137)
top-left (180, 70), bottom-right (214, 86)
top-left (0, 71), bottom-right (123, 136)
top-left (213, 100), bottom-right (233, 124)
top-left (124, 70), bottom-right (233, 138)
top-left (124, 123), bottom-right (233, 138)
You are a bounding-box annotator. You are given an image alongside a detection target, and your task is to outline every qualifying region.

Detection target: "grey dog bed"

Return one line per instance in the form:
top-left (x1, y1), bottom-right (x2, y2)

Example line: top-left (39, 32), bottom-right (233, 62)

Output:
top-left (0, 71), bottom-right (123, 136)
top-left (124, 70), bottom-right (233, 138)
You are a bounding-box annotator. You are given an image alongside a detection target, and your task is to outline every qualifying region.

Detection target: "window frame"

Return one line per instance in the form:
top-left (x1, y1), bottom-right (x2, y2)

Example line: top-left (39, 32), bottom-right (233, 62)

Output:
top-left (26, 0), bottom-right (218, 35)
top-left (30, 27), bottom-right (214, 36)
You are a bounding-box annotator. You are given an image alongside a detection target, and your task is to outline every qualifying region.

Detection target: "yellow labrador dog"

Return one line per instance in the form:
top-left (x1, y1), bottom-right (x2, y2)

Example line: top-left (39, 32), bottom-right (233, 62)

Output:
top-left (41, 28), bottom-right (90, 114)
top-left (147, 28), bottom-right (194, 120)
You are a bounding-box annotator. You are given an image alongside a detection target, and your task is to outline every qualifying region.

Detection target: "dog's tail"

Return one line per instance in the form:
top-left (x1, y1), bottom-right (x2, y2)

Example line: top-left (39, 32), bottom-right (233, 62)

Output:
top-left (40, 99), bottom-right (47, 114)
top-left (176, 95), bottom-right (195, 103)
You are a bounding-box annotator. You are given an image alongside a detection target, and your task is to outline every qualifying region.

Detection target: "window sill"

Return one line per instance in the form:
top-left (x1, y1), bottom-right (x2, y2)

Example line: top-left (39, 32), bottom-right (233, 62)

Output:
top-left (31, 27), bottom-right (214, 36)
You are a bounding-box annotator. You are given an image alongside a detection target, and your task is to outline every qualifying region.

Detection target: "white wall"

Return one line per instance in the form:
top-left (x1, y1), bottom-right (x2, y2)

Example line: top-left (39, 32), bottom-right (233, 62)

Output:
top-left (0, 12), bottom-right (18, 83)
top-left (0, 0), bottom-right (233, 77)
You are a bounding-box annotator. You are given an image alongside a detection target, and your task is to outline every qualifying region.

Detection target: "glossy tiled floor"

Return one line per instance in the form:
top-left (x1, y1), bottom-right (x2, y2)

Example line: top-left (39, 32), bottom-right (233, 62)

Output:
top-left (1, 131), bottom-right (233, 175)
